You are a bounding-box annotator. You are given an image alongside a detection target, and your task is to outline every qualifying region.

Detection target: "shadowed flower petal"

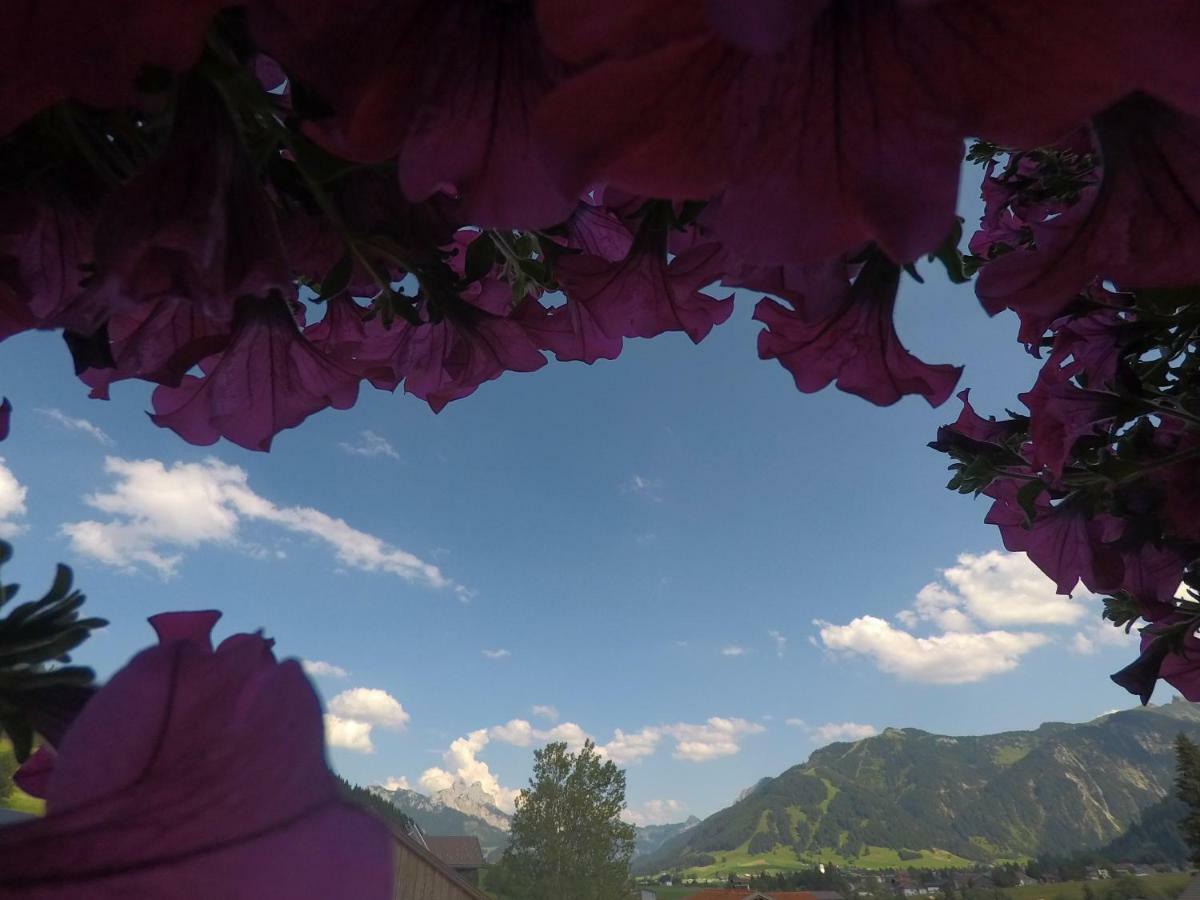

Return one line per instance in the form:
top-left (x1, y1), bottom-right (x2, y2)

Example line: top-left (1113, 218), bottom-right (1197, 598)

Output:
top-left (0, 397), bottom-right (10, 441)
top-left (754, 253), bottom-right (961, 407)
top-left (150, 295), bottom-right (360, 451)
top-left (978, 97), bottom-right (1200, 321)
top-left (250, 0), bottom-right (573, 227)
top-left (0, 610), bottom-right (393, 899)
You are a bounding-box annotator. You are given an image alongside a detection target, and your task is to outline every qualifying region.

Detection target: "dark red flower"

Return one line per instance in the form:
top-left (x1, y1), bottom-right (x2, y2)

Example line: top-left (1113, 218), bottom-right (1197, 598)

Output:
top-left (554, 223), bottom-right (733, 348)
top-left (1020, 364), bottom-right (1128, 477)
top-left (535, 0), bottom-right (1149, 265)
top-left (151, 295), bottom-right (360, 451)
top-left (754, 253), bottom-right (961, 407)
top-left (0, 397), bottom-right (10, 441)
top-left (0, 610), bottom-right (393, 898)
top-left (250, 0), bottom-right (573, 228)
top-left (82, 82), bottom-right (293, 333)
top-left (0, 1), bottom-right (232, 136)
top-left (984, 480), bottom-right (1124, 595)
top-left (978, 97), bottom-right (1200, 322)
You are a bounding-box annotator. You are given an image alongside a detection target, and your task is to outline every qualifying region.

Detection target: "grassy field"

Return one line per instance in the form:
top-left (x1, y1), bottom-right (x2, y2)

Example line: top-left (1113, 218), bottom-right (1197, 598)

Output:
top-left (674, 844), bottom-right (979, 879)
top-left (635, 875), bottom-right (1194, 900)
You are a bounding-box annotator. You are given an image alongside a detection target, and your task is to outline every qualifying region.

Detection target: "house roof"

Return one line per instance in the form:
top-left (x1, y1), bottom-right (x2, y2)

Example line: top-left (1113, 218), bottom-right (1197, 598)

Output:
top-left (423, 835), bottom-right (487, 869)
top-left (385, 822), bottom-right (491, 900)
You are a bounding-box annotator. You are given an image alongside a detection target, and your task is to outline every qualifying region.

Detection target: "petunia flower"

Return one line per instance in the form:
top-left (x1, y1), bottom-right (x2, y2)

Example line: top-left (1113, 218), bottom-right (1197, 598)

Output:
top-left (754, 252), bottom-right (961, 407)
top-left (1019, 363), bottom-right (1130, 478)
top-left (0, 610), bottom-right (393, 899)
top-left (249, 0), bottom-right (574, 227)
top-left (82, 80), bottom-right (293, 331)
top-left (150, 294), bottom-right (361, 451)
top-left (978, 97), bottom-right (1200, 322)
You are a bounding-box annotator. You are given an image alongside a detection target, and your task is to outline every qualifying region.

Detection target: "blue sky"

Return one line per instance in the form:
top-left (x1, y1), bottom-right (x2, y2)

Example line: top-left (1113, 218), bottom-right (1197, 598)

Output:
top-left (0, 173), bottom-right (1153, 826)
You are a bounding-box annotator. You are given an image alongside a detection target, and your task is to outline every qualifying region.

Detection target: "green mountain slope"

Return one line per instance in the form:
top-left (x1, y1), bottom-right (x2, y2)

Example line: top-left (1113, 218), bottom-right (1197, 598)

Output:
top-left (637, 700), bottom-right (1200, 875)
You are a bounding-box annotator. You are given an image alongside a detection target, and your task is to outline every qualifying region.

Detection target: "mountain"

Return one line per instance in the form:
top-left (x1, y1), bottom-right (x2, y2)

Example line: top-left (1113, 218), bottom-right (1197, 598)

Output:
top-left (634, 816), bottom-right (701, 861)
top-left (636, 700), bottom-right (1200, 875)
top-left (369, 783), bottom-right (511, 857)
top-left (1098, 793), bottom-right (1190, 864)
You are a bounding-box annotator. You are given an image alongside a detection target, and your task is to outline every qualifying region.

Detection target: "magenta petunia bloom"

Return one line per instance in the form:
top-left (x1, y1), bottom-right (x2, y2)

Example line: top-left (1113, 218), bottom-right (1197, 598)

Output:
top-left (249, 0), bottom-right (574, 228)
top-left (978, 97), bottom-right (1200, 321)
top-left (554, 225), bottom-right (733, 347)
top-left (515, 294), bottom-right (624, 365)
top-left (151, 295), bottom-right (360, 451)
top-left (1020, 364), bottom-right (1128, 478)
top-left (83, 82), bottom-right (293, 332)
top-left (79, 296), bottom-right (233, 400)
top-left (984, 480), bottom-right (1124, 596)
top-left (0, 610), bottom-right (393, 899)
top-left (0, 0), bottom-right (232, 136)
top-left (1045, 304), bottom-right (1132, 389)
top-left (1113, 614), bottom-right (1200, 705)
top-left (535, 0), bottom-right (1149, 266)
top-left (754, 253), bottom-right (961, 407)
top-left (362, 296), bottom-right (548, 412)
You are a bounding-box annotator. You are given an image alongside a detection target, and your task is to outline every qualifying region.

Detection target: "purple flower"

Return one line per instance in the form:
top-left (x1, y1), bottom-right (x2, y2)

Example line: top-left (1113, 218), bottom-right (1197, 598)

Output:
top-left (754, 253), bottom-right (961, 407)
top-left (150, 295), bottom-right (360, 451)
top-left (0, 610), bottom-right (393, 898)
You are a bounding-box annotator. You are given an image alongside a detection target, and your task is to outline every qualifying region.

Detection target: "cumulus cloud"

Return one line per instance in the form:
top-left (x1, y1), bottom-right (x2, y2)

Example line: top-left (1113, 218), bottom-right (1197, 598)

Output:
top-left (489, 719), bottom-right (593, 752)
top-left (927, 551), bottom-right (1090, 627)
top-left (624, 799), bottom-right (689, 827)
top-left (339, 430), bottom-right (400, 460)
top-left (721, 645), bottom-right (746, 657)
top-left (809, 722), bottom-right (878, 744)
top-left (328, 688), bottom-right (410, 729)
top-left (816, 615), bottom-right (1048, 684)
top-left (383, 776), bottom-right (411, 791)
top-left (302, 659), bottom-right (348, 679)
top-left (661, 717), bottom-right (766, 762)
top-left (36, 408), bottom-right (114, 446)
top-left (61, 458), bottom-right (463, 596)
top-left (768, 629), bottom-right (787, 658)
top-left (1070, 620), bottom-right (1138, 656)
top-left (532, 704), bottom-right (559, 722)
top-left (420, 729), bottom-right (521, 812)
top-left (482, 648), bottom-right (511, 660)
top-left (0, 458), bottom-right (28, 538)
top-left (598, 727), bottom-right (663, 765)
top-left (324, 687), bottom-right (409, 754)
top-left (324, 714), bottom-right (375, 753)
top-left (785, 718), bottom-right (806, 728)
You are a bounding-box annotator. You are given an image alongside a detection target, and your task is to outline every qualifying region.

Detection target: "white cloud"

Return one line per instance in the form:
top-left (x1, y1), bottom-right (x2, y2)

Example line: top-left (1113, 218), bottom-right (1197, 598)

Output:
top-left (661, 717), bottom-right (765, 762)
top-left (302, 659), bottom-right (348, 679)
top-left (61, 458), bottom-right (462, 596)
top-left (532, 704), bottom-right (559, 722)
top-left (328, 688), bottom-right (410, 730)
top-left (0, 458), bottom-right (28, 538)
top-left (325, 714), bottom-right (375, 753)
top-left (489, 719), bottom-right (536, 746)
top-left (482, 648), bottom-right (511, 660)
top-left (816, 615), bottom-right (1048, 684)
top-left (785, 718), bottom-right (806, 728)
top-left (420, 729), bottom-right (520, 813)
top-left (383, 776), bottom-right (411, 791)
top-left (721, 645), bottom-right (746, 657)
top-left (1070, 620), bottom-right (1138, 656)
top-left (768, 629), bottom-right (786, 658)
top-left (36, 407), bottom-right (114, 446)
top-left (928, 551), bottom-right (1090, 627)
top-left (489, 718), bottom-right (593, 753)
top-left (622, 474), bottom-right (662, 501)
top-left (339, 430), bottom-right (400, 460)
top-left (624, 799), bottom-right (689, 827)
top-left (598, 727), bottom-right (663, 765)
top-left (809, 722), bottom-right (878, 744)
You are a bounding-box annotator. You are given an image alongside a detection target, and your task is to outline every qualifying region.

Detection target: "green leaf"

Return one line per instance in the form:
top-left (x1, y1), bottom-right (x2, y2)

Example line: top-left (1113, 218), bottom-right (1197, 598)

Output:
top-left (316, 253), bottom-right (353, 301)
top-left (927, 219), bottom-right (970, 284)
top-left (464, 234), bottom-right (498, 282)
top-left (1016, 478), bottom-right (1047, 525)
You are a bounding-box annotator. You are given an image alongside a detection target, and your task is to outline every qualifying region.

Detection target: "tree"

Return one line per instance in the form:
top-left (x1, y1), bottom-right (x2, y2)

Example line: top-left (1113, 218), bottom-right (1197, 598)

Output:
top-left (1174, 733), bottom-right (1200, 867)
top-left (490, 740), bottom-right (635, 900)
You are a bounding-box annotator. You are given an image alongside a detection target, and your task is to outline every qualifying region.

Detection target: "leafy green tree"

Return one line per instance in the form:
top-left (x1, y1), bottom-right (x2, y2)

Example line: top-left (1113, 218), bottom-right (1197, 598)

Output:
top-left (490, 740), bottom-right (635, 900)
top-left (1174, 733), bottom-right (1200, 867)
